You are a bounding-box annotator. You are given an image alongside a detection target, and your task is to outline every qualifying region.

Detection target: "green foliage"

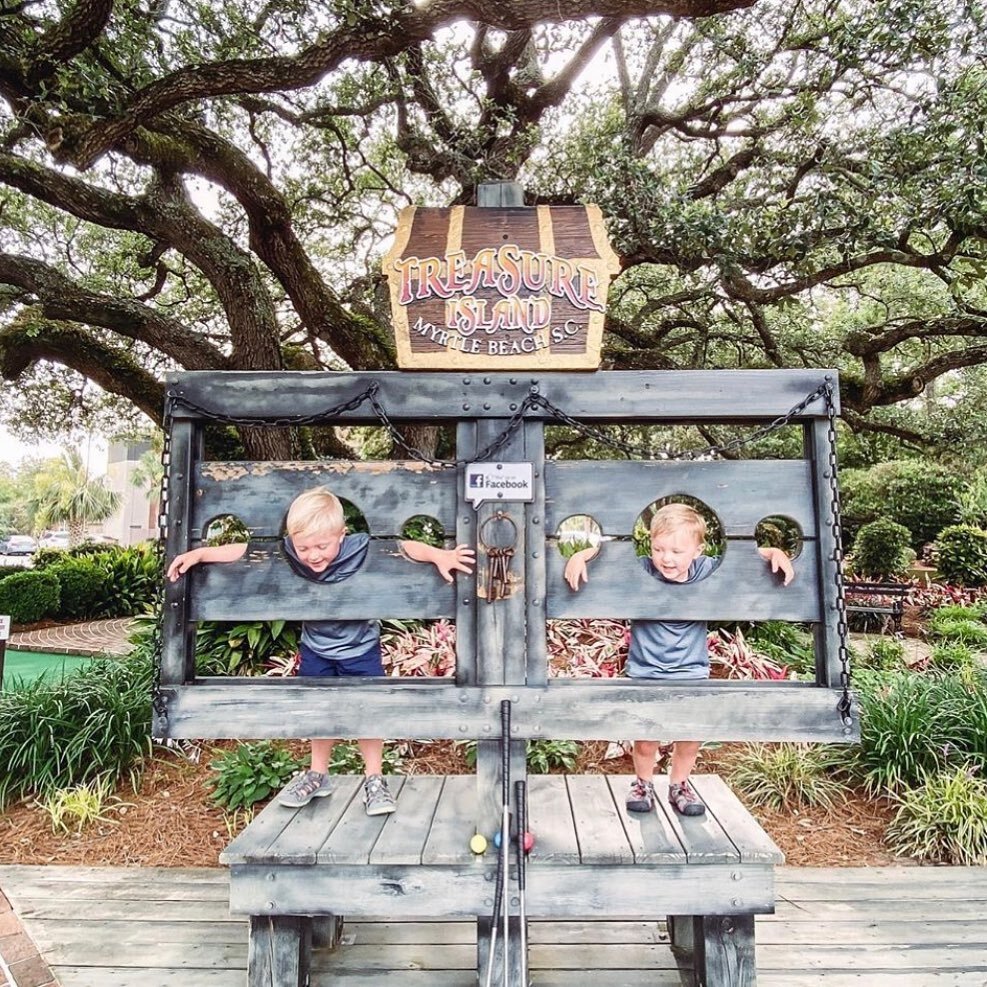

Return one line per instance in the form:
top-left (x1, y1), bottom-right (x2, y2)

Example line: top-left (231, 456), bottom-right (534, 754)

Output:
top-left (858, 637), bottom-right (907, 673)
top-left (887, 768), bottom-right (987, 865)
top-left (742, 621), bottom-right (816, 677)
top-left (328, 742), bottom-right (403, 775)
top-left (37, 778), bottom-right (126, 834)
top-left (31, 547), bottom-right (69, 571)
top-left (0, 565), bottom-right (30, 582)
top-left (0, 568), bottom-right (60, 624)
top-left (927, 642), bottom-right (979, 675)
top-left (728, 743), bottom-right (849, 810)
top-left (208, 743), bottom-right (306, 811)
top-left (400, 515), bottom-right (444, 548)
top-left (935, 525), bottom-right (987, 587)
top-left (0, 651), bottom-right (152, 806)
top-left (841, 461), bottom-right (962, 549)
top-left (93, 544), bottom-right (162, 618)
top-left (852, 670), bottom-right (987, 796)
top-left (526, 740), bottom-right (580, 773)
top-left (47, 555), bottom-right (109, 620)
top-left (195, 620), bottom-right (300, 676)
top-left (927, 603), bottom-right (987, 646)
top-left (851, 518), bottom-right (914, 579)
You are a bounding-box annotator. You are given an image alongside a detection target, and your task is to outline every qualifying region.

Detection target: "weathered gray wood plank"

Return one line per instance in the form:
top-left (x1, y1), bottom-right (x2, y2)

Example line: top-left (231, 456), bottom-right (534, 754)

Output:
top-left (369, 775), bottom-right (443, 865)
top-left (604, 775), bottom-right (686, 864)
top-left (167, 370), bottom-right (838, 422)
top-left (247, 915), bottom-right (308, 987)
top-left (546, 540), bottom-right (821, 620)
top-left (220, 790), bottom-right (299, 866)
top-left (454, 421), bottom-right (478, 688)
top-left (695, 913), bottom-right (756, 987)
top-left (650, 776), bottom-right (739, 864)
top-left (566, 774), bottom-right (634, 864)
top-left (188, 541), bottom-right (458, 620)
top-left (545, 460), bottom-right (818, 537)
top-left (690, 775), bottom-right (785, 864)
top-left (160, 681), bottom-right (858, 742)
top-left (422, 775), bottom-right (479, 865)
top-left (525, 419), bottom-right (549, 686)
top-left (262, 776), bottom-right (362, 865)
top-left (526, 775), bottom-right (580, 864)
top-left (192, 461), bottom-right (457, 538)
top-left (317, 777), bottom-right (407, 864)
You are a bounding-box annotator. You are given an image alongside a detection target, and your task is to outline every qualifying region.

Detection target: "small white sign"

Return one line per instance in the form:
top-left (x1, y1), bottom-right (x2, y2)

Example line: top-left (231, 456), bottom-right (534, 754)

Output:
top-left (465, 462), bottom-right (535, 506)
top-left (0, 615), bottom-right (9, 641)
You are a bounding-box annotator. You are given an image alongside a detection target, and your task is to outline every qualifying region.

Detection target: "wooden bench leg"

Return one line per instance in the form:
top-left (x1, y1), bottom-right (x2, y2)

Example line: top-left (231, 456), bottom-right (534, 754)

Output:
top-left (694, 913), bottom-right (756, 987)
top-left (667, 914), bottom-right (695, 954)
top-left (477, 915), bottom-right (526, 986)
top-left (312, 914), bottom-right (345, 952)
top-left (248, 915), bottom-right (311, 987)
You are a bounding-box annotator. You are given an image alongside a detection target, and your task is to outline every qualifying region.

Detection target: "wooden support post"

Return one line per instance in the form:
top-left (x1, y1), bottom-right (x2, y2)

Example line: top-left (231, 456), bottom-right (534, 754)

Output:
top-left (311, 914), bottom-right (344, 952)
top-left (694, 913), bottom-right (756, 987)
top-left (247, 915), bottom-right (311, 987)
top-left (667, 914), bottom-right (695, 954)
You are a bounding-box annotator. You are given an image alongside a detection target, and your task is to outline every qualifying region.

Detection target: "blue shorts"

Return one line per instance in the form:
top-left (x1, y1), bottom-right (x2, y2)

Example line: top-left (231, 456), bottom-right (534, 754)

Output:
top-left (297, 641), bottom-right (384, 677)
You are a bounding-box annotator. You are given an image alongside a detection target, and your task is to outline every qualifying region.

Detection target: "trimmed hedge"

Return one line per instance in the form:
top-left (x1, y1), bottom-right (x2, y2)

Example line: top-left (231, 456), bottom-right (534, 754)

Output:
top-left (0, 569), bottom-right (60, 624)
top-left (46, 556), bottom-right (110, 620)
top-left (935, 525), bottom-right (987, 587)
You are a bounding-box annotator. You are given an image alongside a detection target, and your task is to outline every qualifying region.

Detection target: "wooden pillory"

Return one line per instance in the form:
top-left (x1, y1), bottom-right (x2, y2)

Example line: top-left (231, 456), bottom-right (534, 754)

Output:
top-left (156, 367), bottom-right (856, 987)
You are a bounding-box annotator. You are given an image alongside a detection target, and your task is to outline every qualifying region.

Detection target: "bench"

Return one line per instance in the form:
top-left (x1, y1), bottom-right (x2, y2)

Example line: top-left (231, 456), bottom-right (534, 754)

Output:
top-left (844, 581), bottom-right (909, 634)
top-left (221, 772), bottom-right (783, 985)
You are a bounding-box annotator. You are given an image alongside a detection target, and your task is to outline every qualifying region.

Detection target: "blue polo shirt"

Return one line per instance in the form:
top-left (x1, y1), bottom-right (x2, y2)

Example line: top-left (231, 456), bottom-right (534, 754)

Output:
top-left (626, 554), bottom-right (720, 680)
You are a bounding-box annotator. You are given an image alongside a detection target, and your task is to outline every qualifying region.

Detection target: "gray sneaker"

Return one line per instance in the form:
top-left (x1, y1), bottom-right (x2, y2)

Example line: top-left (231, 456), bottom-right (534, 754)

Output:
top-left (363, 774), bottom-right (396, 816)
top-left (278, 770), bottom-right (332, 808)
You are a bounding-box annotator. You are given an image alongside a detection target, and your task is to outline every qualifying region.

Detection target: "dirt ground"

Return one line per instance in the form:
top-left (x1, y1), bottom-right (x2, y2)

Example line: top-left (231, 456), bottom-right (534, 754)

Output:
top-left (0, 738), bottom-right (901, 868)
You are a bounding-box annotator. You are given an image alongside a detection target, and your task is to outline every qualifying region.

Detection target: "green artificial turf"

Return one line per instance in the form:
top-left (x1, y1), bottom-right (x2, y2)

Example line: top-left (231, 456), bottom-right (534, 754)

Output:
top-left (1, 649), bottom-right (93, 689)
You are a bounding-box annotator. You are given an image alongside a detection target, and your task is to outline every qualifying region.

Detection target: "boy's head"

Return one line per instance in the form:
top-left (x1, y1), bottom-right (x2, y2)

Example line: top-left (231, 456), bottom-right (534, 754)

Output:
top-left (285, 487), bottom-right (346, 573)
top-left (648, 503), bottom-right (706, 583)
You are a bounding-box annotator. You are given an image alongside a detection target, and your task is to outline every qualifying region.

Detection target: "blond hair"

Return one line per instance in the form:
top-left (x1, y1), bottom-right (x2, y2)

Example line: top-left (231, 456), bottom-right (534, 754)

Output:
top-left (650, 503), bottom-right (706, 544)
top-left (285, 487), bottom-right (345, 538)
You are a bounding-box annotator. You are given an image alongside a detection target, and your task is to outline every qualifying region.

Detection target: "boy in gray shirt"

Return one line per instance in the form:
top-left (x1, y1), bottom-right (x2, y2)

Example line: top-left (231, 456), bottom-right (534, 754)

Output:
top-left (564, 503), bottom-right (794, 816)
top-left (168, 486), bottom-right (473, 816)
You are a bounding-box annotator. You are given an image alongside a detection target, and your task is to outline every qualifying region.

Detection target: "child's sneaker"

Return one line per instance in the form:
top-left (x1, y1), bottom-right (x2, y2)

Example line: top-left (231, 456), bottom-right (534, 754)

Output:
top-left (278, 770), bottom-right (332, 808)
top-left (363, 774), bottom-right (397, 816)
top-left (626, 777), bottom-right (656, 813)
top-left (668, 780), bottom-right (706, 817)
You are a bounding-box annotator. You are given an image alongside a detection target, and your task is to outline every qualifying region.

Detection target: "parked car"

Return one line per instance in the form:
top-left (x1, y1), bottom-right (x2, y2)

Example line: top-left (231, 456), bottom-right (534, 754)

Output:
top-left (39, 531), bottom-right (71, 550)
top-left (4, 534), bottom-right (38, 555)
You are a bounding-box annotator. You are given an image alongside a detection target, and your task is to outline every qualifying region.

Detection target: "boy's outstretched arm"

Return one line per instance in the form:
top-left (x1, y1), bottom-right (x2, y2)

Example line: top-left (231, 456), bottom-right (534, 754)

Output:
top-left (564, 546), bottom-right (598, 591)
top-left (400, 540), bottom-right (475, 583)
top-left (758, 546), bottom-right (795, 586)
top-left (167, 543), bottom-right (248, 581)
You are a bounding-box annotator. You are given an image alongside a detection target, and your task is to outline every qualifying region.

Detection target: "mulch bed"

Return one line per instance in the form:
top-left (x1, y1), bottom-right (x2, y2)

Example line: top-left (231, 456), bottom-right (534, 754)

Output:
top-left (0, 740), bottom-right (902, 868)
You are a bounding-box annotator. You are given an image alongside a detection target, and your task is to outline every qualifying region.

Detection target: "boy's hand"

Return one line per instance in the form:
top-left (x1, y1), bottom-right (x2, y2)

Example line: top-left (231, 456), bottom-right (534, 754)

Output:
top-left (167, 549), bottom-right (201, 582)
top-left (433, 545), bottom-right (475, 583)
top-left (760, 547), bottom-right (795, 586)
top-left (564, 550), bottom-right (594, 591)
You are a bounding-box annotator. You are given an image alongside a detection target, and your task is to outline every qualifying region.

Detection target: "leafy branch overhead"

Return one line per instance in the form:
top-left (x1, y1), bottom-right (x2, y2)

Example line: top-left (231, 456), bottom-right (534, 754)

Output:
top-left (0, 0), bottom-right (985, 455)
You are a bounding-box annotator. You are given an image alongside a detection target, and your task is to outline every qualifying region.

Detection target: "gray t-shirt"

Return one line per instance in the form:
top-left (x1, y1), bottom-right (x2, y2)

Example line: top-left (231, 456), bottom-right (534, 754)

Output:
top-left (283, 531), bottom-right (379, 660)
top-left (626, 554), bottom-right (721, 680)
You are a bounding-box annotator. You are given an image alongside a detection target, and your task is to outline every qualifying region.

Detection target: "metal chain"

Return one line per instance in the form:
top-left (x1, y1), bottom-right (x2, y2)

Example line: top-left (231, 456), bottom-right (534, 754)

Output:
top-left (527, 382), bottom-right (830, 462)
top-left (823, 380), bottom-right (854, 727)
top-left (150, 395), bottom-right (174, 722)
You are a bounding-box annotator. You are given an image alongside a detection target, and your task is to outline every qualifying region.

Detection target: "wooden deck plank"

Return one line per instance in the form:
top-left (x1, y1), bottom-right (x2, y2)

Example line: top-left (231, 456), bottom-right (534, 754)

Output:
top-left (263, 776), bottom-right (363, 864)
top-left (219, 788), bottom-right (298, 865)
top-left (526, 775), bottom-right (580, 864)
top-left (605, 775), bottom-right (686, 864)
top-left (369, 775), bottom-right (443, 865)
top-left (421, 776), bottom-right (477, 865)
top-left (690, 775), bottom-right (785, 864)
top-left (650, 776), bottom-right (739, 863)
top-left (317, 776), bottom-right (407, 864)
top-left (566, 774), bottom-right (634, 864)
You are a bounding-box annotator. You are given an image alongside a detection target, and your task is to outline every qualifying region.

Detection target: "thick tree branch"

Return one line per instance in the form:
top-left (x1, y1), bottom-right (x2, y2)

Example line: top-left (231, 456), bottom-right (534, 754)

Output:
top-left (27, 0), bottom-right (114, 85)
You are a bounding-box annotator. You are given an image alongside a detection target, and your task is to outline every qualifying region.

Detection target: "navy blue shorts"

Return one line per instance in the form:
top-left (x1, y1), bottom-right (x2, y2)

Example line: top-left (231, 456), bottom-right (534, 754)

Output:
top-left (297, 640), bottom-right (384, 678)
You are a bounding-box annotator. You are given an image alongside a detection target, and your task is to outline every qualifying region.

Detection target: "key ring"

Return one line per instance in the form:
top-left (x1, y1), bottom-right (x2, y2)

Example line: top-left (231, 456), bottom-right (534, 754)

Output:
top-left (478, 511), bottom-right (519, 552)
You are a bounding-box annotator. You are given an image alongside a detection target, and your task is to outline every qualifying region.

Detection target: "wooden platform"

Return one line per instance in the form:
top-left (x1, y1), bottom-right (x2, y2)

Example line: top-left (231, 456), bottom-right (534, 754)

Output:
top-left (3, 864), bottom-right (987, 986)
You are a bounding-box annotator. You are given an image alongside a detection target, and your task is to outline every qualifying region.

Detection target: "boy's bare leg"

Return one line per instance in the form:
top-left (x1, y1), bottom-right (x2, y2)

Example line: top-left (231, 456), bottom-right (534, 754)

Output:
top-left (310, 738), bottom-right (337, 774)
top-left (669, 741), bottom-right (702, 784)
top-left (632, 740), bottom-right (663, 781)
top-left (357, 738), bottom-right (385, 776)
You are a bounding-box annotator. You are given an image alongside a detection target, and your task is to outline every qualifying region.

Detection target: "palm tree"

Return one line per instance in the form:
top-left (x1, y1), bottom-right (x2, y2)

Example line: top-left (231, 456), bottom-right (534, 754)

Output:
top-left (30, 450), bottom-right (121, 546)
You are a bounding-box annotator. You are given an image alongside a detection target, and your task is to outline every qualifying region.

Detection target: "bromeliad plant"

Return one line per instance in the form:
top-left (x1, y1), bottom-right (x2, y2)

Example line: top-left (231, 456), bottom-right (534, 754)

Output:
top-left (381, 619), bottom-right (456, 677)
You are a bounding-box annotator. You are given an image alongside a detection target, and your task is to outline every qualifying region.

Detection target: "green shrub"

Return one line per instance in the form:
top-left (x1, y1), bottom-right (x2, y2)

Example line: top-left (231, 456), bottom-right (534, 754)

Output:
top-left (852, 670), bottom-right (987, 795)
top-left (0, 569), bottom-right (60, 624)
top-left (743, 622), bottom-right (816, 677)
top-left (0, 650), bottom-right (152, 806)
top-left (886, 768), bottom-right (987, 865)
top-left (0, 565), bottom-right (29, 582)
top-left (47, 555), bottom-right (109, 620)
top-left (927, 642), bottom-right (979, 675)
top-left (935, 525), bottom-right (987, 587)
top-left (728, 743), bottom-right (849, 810)
top-left (927, 604), bottom-right (987, 646)
top-left (851, 518), bottom-right (914, 579)
top-left (30, 547), bottom-right (69, 571)
top-left (527, 739), bottom-right (580, 773)
top-left (857, 637), bottom-right (906, 672)
top-left (195, 619), bottom-right (300, 676)
top-left (841, 460), bottom-right (961, 549)
top-left (208, 742), bottom-right (306, 811)
top-left (94, 545), bottom-right (162, 618)
top-left (328, 741), bottom-right (403, 775)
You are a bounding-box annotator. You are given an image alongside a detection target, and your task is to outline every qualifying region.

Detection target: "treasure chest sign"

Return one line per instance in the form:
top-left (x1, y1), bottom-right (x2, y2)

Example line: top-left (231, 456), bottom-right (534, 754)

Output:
top-left (383, 205), bottom-right (621, 369)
